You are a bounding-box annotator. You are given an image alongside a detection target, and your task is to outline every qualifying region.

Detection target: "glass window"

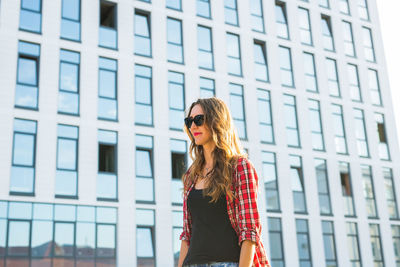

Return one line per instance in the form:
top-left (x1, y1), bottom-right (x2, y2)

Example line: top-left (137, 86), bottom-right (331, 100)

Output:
top-left (331, 104), bottom-right (347, 154)
top-left (199, 77), bottom-right (215, 98)
top-left (321, 16), bottom-right (334, 51)
top-left (250, 0), bottom-right (265, 32)
top-left (375, 113), bottom-right (390, 160)
top-left (15, 41), bottom-right (40, 109)
top-left (172, 211), bottom-right (183, 266)
top-left (290, 155), bottom-right (306, 213)
top-left (254, 41), bottom-right (269, 82)
top-left (10, 118), bottom-right (37, 195)
top-left (97, 129), bottom-right (118, 200)
top-left (299, 7), bottom-right (312, 45)
top-left (296, 219), bottom-right (312, 266)
top-left (61, 0), bottom-right (81, 41)
top-left (308, 99), bottom-right (325, 151)
top-left (167, 18), bottom-right (184, 64)
top-left (267, 217), bottom-right (285, 266)
top-left (135, 64), bottom-right (153, 126)
top-left (368, 69), bottom-right (382, 106)
top-left (339, 162), bottom-right (355, 216)
top-left (303, 52), bottom-right (318, 92)
top-left (168, 71), bottom-right (185, 130)
top-left (226, 33), bottom-right (242, 76)
top-left (315, 159), bottom-right (332, 215)
top-left (76, 222), bottom-right (95, 257)
top-left (224, 0), bottom-right (239, 26)
top-left (361, 165), bottom-right (377, 218)
top-left (136, 209), bottom-right (155, 266)
top-left (99, 0), bottom-right (117, 49)
top-left (362, 27), bottom-right (375, 62)
top-left (326, 58), bottom-right (340, 97)
top-left (171, 139), bottom-right (187, 205)
top-left (347, 222), bottom-right (361, 266)
top-left (322, 221), bottom-right (337, 266)
top-left (320, 0), bottom-right (329, 8)
top-left (19, 0), bottom-right (42, 33)
top-left (392, 225), bottom-right (400, 265)
top-left (229, 83), bottom-right (247, 140)
top-left (358, 0), bottom-right (370, 20)
top-left (197, 0), bottom-right (211, 18)
top-left (98, 57), bottom-right (118, 121)
top-left (343, 21), bottom-right (356, 57)
top-left (369, 224), bottom-right (384, 266)
top-left (257, 89), bottom-right (274, 144)
top-left (279, 46), bottom-right (294, 87)
top-left (166, 0), bottom-right (181, 10)
top-left (134, 11), bottom-right (151, 57)
top-left (54, 222), bottom-right (75, 256)
top-left (58, 49), bottom-right (80, 115)
top-left (339, 0), bottom-right (350, 14)
top-left (353, 109), bottom-right (369, 157)
top-left (384, 168), bottom-right (399, 219)
top-left (283, 94), bottom-right (300, 147)
top-left (347, 64), bottom-right (362, 102)
top-left (135, 134), bottom-right (154, 203)
top-left (262, 152), bottom-right (279, 211)
top-left (275, 2), bottom-right (289, 39)
top-left (97, 224), bottom-right (116, 257)
top-left (8, 220), bottom-right (30, 256)
top-left (197, 25), bottom-right (214, 70)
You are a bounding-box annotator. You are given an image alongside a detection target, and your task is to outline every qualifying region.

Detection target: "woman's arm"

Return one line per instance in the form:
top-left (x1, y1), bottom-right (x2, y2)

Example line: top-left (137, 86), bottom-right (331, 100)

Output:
top-left (239, 240), bottom-right (256, 267)
top-left (177, 240), bottom-right (189, 267)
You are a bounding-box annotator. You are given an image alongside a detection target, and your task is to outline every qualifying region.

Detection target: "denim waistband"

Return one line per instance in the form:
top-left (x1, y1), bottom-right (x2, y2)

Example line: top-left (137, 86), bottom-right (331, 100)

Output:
top-left (183, 262), bottom-right (239, 267)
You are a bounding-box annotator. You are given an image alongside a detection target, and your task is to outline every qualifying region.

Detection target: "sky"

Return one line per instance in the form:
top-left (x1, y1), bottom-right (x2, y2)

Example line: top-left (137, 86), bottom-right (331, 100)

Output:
top-left (376, 0), bottom-right (400, 148)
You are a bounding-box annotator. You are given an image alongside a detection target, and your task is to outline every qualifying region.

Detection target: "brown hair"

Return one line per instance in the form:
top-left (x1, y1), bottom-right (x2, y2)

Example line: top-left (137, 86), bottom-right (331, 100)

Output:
top-left (182, 97), bottom-right (247, 203)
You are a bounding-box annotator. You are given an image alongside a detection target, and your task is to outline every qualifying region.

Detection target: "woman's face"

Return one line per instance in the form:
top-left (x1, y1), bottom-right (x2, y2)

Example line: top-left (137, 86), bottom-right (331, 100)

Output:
top-left (188, 104), bottom-right (213, 147)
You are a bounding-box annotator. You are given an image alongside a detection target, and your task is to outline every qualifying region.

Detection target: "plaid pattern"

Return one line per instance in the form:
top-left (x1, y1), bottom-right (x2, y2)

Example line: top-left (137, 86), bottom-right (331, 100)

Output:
top-left (179, 157), bottom-right (270, 267)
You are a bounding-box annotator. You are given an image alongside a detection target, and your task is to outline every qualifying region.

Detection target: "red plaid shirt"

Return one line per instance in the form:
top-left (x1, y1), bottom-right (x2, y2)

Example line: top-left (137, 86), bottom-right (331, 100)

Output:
top-left (179, 157), bottom-right (270, 267)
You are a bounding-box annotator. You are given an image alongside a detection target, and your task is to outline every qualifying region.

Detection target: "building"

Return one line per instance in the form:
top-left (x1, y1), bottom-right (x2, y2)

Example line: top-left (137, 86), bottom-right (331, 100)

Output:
top-left (0, 0), bottom-right (399, 266)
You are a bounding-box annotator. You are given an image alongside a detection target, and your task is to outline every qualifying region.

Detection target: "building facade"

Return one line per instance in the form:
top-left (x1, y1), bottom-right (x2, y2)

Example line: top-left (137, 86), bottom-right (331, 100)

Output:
top-left (0, 0), bottom-right (400, 266)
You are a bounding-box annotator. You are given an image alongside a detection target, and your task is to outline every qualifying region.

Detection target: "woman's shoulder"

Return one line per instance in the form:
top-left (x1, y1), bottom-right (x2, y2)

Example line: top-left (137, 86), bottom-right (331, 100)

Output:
top-left (235, 155), bottom-right (254, 170)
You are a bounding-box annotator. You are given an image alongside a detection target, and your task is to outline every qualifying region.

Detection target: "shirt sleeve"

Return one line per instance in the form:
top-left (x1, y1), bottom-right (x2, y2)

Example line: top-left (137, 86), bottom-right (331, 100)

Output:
top-left (236, 157), bottom-right (262, 246)
top-left (179, 168), bottom-right (192, 244)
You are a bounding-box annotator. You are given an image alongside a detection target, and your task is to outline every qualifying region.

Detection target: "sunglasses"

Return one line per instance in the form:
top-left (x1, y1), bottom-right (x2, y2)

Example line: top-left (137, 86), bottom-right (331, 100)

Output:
top-left (184, 114), bottom-right (205, 129)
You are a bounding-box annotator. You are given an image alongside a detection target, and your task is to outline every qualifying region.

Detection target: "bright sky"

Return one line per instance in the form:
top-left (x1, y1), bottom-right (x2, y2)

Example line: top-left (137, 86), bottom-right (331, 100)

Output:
top-left (376, 0), bottom-right (400, 148)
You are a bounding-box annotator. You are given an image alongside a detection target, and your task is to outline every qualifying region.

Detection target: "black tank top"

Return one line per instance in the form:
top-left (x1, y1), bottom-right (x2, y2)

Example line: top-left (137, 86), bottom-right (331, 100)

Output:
top-left (182, 188), bottom-right (241, 265)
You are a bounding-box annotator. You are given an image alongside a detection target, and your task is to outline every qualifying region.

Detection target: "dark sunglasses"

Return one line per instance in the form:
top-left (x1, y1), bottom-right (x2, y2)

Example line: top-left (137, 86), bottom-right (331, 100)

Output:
top-left (184, 114), bottom-right (205, 129)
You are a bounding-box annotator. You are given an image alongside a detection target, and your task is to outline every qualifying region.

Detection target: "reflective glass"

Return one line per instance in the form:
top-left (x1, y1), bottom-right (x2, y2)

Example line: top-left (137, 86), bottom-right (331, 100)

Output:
top-left (62, 0), bottom-right (80, 20)
top-left (54, 222), bottom-right (74, 256)
top-left (136, 150), bottom-right (152, 177)
top-left (18, 58), bottom-right (37, 85)
top-left (33, 203), bottom-right (53, 220)
top-left (55, 204), bottom-right (76, 221)
top-left (137, 227), bottom-right (154, 257)
top-left (60, 62), bottom-right (78, 92)
top-left (166, 0), bottom-right (181, 10)
top-left (135, 178), bottom-right (154, 202)
top-left (97, 224), bottom-right (115, 257)
top-left (8, 221), bottom-right (30, 256)
top-left (57, 138), bottom-right (77, 170)
top-left (97, 173), bottom-right (117, 199)
top-left (10, 166), bottom-right (34, 193)
top-left (97, 207), bottom-right (117, 223)
top-left (135, 76), bottom-right (151, 104)
top-left (9, 202), bottom-right (32, 219)
top-left (167, 19), bottom-right (182, 44)
top-left (99, 70), bottom-right (116, 98)
top-left (19, 9), bottom-right (41, 32)
top-left (31, 221), bottom-right (53, 257)
top-left (61, 19), bottom-right (80, 40)
top-left (15, 84), bottom-right (38, 108)
top-left (0, 219), bottom-right (6, 256)
top-left (13, 133), bottom-right (35, 166)
top-left (76, 222), bottom-right (95, 257)
top-left (55, 170), bottom-right (77, 196)
top-left (99, 27), bottom-right (117, 49)
top-left (0, 202), bottom-right (7, 218)
top-left (77, 206), bottom-right (95, 222)
top-left (136, 209), bottom-right (154, 226)
top-left (197, 0), bottom-right (211, 18)
top-left (58, 91), bottom-right (79, 114)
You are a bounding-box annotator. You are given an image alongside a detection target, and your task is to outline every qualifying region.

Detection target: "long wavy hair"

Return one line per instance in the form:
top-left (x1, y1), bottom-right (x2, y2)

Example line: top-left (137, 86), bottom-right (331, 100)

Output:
top-left (182, 97), bottom-right (247, 203)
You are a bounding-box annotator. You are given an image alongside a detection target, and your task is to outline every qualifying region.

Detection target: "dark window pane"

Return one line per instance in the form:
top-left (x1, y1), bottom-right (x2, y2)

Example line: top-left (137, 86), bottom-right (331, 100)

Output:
top-left (99, 144), bottom-right (116, 173)
top-left (171, 153), bottom-right (185, 179)
top-left (100, 1), bottom-right (116, 28)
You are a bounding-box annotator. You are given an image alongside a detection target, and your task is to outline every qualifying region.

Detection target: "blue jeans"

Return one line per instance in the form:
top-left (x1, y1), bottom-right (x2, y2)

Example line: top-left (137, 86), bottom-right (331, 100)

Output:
top-left (184, 262), bottom-right (239, 267)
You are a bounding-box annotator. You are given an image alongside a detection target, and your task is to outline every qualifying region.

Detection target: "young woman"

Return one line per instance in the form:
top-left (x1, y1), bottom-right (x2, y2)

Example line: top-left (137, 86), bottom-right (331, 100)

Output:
top-left (177, 98), bottom-right (270, 267)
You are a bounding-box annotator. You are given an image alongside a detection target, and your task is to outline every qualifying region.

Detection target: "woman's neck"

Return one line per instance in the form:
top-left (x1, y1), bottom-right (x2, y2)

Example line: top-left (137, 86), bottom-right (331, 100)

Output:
top-left (202, 142), bottom-right (215, 167)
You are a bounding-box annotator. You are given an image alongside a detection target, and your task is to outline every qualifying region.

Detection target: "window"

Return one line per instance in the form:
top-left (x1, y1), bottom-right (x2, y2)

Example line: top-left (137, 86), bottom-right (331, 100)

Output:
top-left (138, 0), bottom-right (151, 3)
top-left (171, 139), bottom-right (187, 204)
top-left (368, 69), bottom-right (383, 106)
top-left (229, 83), bottom-right (247, 140)
top-left (331, 104), bottom-right (347, 154)
top-left (134, 11), bottom-right (151, 57)
top-left (296, 219), bottom-right (312, 266)
top-left (19, 0), bottom-right (42, 33)
top-left (224, 0), bottom-right (239, 26)
top-left (298, 8), bottom-right (312, 45)
top-left (199, 77), bottom-right (215, 97)
top-left (361, 165), bottom-right (377, 218)
top-left (167, 18), bottom-right (184, 64)
top-left (343, 21), bottom-right (356, 57)
top-left (375, 113), bottom-right (390, 160)
top-left (168, 71), bottom-right (185, 130)
top-left (322, 221), bottom-right (337, 266)
top-left (339, 0), bottom-right (350, 14)
top-left (358, 0), bottom-right (370, 20)
top-left (99, 0), bottom-right (117, 49)
top-left (166, 0), bottom-right (181, 11)
top-left (250, 0), bottom-right (265, 32)
top-left (290, 155), bottom-right (307, 213)
top-left (279, 46), bottom-right (294, 87)
top-left (320, 0), bottom-right (329, 8)
top-left (315, 159), bottom-right (332, 215)
top-left (197, 0), bottom-right (211, 18)
top-left (226, 33), bottom-right (242, 76)
top-left (275, 2), bottom-right (289, 39)
top-left (135, 135), bottom-right (154, 203)
top-left (369, 224), bottom-right (384, 267)
top-left (347, 64), bottom-right (362, 102)
top-left (58, 49), bottom-right (80, 115)
top-left (61, 0), bottom-right (81, 41)
top-left (362, 27), bottom-right (375, 62)
top-left (346, 222), bottom-right (361, 266)
top-left (135, 64), bottom-right (153, 126)
top-left (303, 52), bottom-right (318, 92)
top-left (55, 124), bottom-right (79, 198)
top-left (384, 168), bottom-right (399, 219)
top-left (339, 162), bottom-right (355, 216)
top-left (308, 99), bottom-right (325, 151)
top-left (267, 217), bottom-right (285, 266)
top-left (321, 15), bottom-right (334, 51)
top-left (326, 58), bottom-right (340, 97)
top-left (353, 109), bottom-right (369, 157)
top-left (136, 209), bottom-right (155, 266)
top-left (262, 152), bottom-right (279, 211)
top-left (172, 211), bottom-right (183, 266)
top-left (392, 225), bottom-right (400, 265)
top-left (15, 41), bottom-right (40, 110)
top-left (284, 94), bottom-right (300, 147)
top-left (197, 25), bottom-right (214, 70)
top-left (98, 57), bottom-right (118, 121)
top-left (253, 41), bottom-right (269, 82)
top-left (10, 119), bottom-right (37, 195)
top-left (97, 129), bottom-right (118, 201)
top-left (257, 89), bottom-right (274, 144)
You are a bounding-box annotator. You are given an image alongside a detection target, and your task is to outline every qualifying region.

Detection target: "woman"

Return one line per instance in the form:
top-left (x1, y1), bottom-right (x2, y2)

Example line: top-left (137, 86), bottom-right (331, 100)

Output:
top-left (177, 98), bottom-right (270, 267)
